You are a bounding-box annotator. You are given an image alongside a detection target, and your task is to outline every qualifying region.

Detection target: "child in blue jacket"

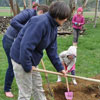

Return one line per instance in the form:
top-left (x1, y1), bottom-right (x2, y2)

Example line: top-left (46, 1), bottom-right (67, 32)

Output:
top-left (10, 1), bottom-right (71, 100)
top-left (2, 4), bottom-right (48, 98)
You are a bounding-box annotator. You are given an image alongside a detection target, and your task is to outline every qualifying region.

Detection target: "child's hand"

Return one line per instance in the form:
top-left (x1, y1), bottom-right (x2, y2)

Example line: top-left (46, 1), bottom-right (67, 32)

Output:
top-left (61, 70), bottom-right (66, 77)
top-left (78, 23), bottom-right (81, 26)
top-left (31, 66), bottom-right (36, 72)
top-left (66, 70), bottom-right (68, 73)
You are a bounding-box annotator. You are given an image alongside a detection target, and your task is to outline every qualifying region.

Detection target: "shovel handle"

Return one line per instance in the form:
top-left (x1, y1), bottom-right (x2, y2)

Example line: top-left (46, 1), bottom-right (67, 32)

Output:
top-left (64, 67), bottom-right (70, 92)
top-left (33, 68), bottom-right (100, 83)
top-left (65, 77), bottom-right (69, 92)
top-left (40, 59), bottom-right (55, 99)
top-left (41, 59), bottom-right (48, 77)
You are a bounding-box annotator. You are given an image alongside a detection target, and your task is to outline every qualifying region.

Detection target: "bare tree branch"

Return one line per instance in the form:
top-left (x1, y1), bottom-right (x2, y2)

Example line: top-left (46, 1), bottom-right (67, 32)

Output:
top-left (23, 0), bottom-right (26, 9)
top-left (69, 0), bottom-right (76, 16)
top-left (93, 0), bottom-right (99, 28)
top-left (82, 0), bottom-right (88, 9)
top-left (9, 0), bottom-right (20, 16)
top-left (9, 0), bottom-right (16, 16)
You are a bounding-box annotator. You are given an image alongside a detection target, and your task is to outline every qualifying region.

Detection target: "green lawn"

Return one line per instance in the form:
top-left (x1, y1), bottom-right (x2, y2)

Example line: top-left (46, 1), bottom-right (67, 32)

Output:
top-left (0, 22), bottom-right (100, 100)
top-left (0, 7), bottom-right (23, 16)
top-left (0, 12), bottom-right (12, 16)
top-left (0, 7), bottom-right (11, 9)
top-left (84, 12), bottom-right (100, 18)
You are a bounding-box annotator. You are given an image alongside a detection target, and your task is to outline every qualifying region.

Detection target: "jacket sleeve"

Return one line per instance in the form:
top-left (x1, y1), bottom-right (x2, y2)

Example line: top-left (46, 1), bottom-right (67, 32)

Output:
top-left (10, 9), bottom-right (36, 32)
top-left (46, 40), bottom-right (64, 72)
top-left (67, 58), bottom-right (76, 71)
top-left (20, 21), bottom-right (44, 72)
top-left (80, 16), bottom-right (85, 25)
top-left (72, 15), bottom-right (76, 24)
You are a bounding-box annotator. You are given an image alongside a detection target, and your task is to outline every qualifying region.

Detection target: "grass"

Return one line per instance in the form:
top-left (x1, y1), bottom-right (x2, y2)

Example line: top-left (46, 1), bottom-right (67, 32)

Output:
top-left (0, 12), bottom-right (12, 16)
top-left (0, 7), bottom-right (23, 16)
top-left (0, 21), bottom-right (100, 99)
top-left (0, 7), bottom-right (11, 9)
top-left (83, 12), bottom-right (100, 18)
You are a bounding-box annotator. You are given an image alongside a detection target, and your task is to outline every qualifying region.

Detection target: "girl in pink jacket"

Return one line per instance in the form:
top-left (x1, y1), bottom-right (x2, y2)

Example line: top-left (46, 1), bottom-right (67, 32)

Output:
top-left (72, 7), bottom-right (85, 47)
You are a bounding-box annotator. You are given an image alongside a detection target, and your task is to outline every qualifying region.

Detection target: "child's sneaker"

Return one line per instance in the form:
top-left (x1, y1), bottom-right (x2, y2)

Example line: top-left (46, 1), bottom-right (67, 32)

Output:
top-left (72, 78), bottom-right (77, 85)
top-left (57, 75), bottom-right (61, 82)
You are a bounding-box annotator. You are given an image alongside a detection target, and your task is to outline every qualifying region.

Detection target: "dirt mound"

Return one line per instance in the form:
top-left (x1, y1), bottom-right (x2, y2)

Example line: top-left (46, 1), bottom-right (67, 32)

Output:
top-left (44, 75), bottom-right (100, 100)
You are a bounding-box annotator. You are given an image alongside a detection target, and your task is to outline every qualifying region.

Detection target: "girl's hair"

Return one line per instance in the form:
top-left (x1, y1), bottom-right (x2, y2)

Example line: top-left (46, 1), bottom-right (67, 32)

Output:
top-left (49, 1), bottom-right (71, 20)
top-left (32, 2), bottom-right (39, 8)
top-left (37, 5), bottom-right (49, 13)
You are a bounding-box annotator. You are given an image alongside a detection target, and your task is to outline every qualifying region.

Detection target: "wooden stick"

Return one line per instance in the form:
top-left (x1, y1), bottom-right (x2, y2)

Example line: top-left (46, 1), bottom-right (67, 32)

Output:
top-left (41, 59), bottom-right (48, 77)
top-left (33, 68), bottom-right (100, 83)
top-left (65, 77), bottom-right (69, 92)
top-left (40, 59), bottom-right (54, 99)
top-left (64, 67), bottom-right (70, 92)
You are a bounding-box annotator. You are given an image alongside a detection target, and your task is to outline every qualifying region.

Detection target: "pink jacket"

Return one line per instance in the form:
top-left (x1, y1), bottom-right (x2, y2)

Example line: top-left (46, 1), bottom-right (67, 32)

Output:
top-left (72, 14), bottom-right (85, 30)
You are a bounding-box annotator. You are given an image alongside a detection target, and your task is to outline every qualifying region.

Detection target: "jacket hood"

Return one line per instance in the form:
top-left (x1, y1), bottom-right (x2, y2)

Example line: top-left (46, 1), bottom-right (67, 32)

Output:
top-left (77, 7), bottom-right (83, 13)
top-left (67, 46), bottom-right (77, 56)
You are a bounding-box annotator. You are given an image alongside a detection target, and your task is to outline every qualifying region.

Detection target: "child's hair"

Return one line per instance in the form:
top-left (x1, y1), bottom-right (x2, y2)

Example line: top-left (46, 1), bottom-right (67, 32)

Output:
top-left (37, 5), bottom-right (49, 13)
top-left (32, 2), bottom-right (39, 8)
top-left (49, 1), bottom-right (71, 20)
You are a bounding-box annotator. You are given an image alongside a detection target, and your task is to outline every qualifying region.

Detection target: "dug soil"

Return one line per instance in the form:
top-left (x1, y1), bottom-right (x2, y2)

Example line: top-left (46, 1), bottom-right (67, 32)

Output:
top-left (44, 75), bottom-right (100, 100)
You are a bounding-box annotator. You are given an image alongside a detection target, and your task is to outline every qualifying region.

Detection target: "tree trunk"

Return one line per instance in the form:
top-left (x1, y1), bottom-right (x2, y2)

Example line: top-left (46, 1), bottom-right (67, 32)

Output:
top-left (9, 0), bottom-right (20, 16)
top-left (28, 0), bottom-right (32, 9)
top-left (23, 0), bottom-right (26, 9)
top-left (16, 0), bottom-right (20, 14)
top-left (82, 0), bottom-right (88, 9)
top-left (13, 0), bottom-right (20, 15)
top-left (93, 0), bottom-right (99, 28)
top-left (9, 0), bottom-right (16, 16)
top-left (69, 0), bottom-right (76, 16)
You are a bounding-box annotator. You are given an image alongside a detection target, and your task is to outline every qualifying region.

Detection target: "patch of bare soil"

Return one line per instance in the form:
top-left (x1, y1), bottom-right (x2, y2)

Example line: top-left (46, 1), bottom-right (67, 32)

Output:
top-left (44, 75), bottom-right (100, 100)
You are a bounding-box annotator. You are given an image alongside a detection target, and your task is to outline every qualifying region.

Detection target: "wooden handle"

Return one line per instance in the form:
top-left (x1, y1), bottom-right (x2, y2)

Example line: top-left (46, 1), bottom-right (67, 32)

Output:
top-left (33, 68), bottom-right (100, 83)
top-left (41, 59), bottom-right (48, 77)
top-left (64, 67), bottom-right (69, 92)
top-left (40, 59), bottom-right (55, 98)
top-left (65, 77), bottom-right (69, 92)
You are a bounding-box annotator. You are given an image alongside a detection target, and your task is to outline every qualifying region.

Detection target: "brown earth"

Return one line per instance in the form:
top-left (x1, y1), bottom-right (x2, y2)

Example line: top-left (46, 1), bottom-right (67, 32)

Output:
top-left (0, 16), bottom-right (12, 33)
top-left (44, 75), bottom-right (100, 100)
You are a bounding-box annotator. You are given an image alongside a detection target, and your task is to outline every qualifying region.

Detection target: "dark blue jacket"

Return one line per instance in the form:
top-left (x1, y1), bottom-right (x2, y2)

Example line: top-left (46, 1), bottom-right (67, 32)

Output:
top-left (5, 9), bottom-right (36, 40)
top-left (10, 12), bottom-right (64, 72)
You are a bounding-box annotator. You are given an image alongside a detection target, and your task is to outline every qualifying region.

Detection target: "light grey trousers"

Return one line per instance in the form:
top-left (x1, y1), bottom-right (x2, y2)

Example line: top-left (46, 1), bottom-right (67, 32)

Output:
top-left (12, 60), bottom-right (47, 100)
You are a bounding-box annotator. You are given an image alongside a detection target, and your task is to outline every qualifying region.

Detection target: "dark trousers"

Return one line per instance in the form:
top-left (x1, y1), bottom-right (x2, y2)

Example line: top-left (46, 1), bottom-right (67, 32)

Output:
top-left (2, 35), bottom-right (14, 92)
top-left (71, 70), bottom-right (75, 75)
top-left (73, 28), bottom-right (80, 43)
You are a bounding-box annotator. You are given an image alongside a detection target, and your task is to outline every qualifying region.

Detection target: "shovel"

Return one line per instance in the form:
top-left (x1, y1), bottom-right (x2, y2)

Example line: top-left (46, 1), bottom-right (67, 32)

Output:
top-left (41, 59), bottom-right (55, 99)
top-left (65, 77), bottom-right (73, 100)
